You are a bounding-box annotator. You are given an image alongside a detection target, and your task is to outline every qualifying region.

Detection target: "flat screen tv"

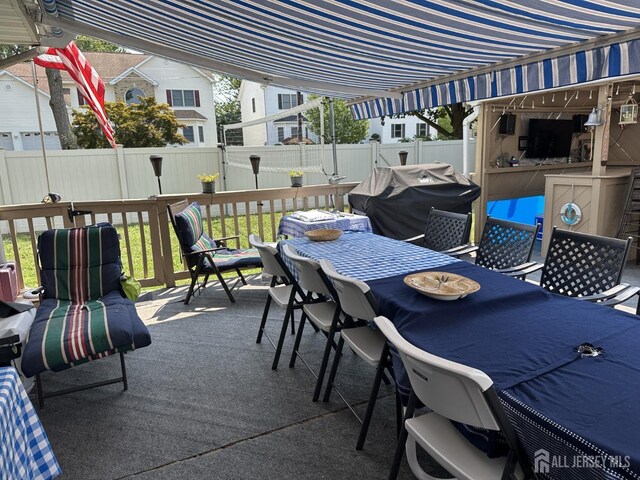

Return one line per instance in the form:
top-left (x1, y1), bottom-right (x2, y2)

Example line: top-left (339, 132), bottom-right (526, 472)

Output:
top-left (525, 119), bottom-right (573, 158)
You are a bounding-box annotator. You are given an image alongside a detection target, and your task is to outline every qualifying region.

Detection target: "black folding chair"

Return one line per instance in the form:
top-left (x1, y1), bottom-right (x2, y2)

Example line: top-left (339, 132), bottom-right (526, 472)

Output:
top-left (450, 217), bottom-right (540, 277)
top-left (538, 227), bottom-right (640, 311)
top-left (404, 207), bottom-right (472, 253)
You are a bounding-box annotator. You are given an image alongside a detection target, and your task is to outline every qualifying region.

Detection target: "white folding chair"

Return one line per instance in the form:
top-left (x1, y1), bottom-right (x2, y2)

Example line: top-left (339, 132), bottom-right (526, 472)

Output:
top-left (319, 259), bottom-right (401, 451)
top-left (374, 315), bottom-right (534, 480)
top-left (249, 235), bottom-right (305, 370)
top-left (282, 244), bottom-right (345, 401)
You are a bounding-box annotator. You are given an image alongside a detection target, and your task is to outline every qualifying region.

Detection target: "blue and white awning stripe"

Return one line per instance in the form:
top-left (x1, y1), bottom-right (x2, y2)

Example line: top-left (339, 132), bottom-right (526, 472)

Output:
top-left (351, 38), bottom-right (640, 119)
top-left (38, 1), bottom-right (640, 108)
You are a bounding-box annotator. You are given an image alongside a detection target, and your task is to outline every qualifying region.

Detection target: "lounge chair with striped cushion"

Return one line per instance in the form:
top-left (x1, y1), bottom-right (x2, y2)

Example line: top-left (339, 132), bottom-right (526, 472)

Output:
top-left (21, 223), bottom-right (152, 407)
top-left (168, 200), bottom-right (263, 304)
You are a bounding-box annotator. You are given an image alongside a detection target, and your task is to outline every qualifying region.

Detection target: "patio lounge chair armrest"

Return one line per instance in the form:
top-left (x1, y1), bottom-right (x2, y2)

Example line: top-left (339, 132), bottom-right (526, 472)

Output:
top-left (579, 284), bottom-right (638, 304)
top-left (601, 286), bottom-right (640, 308)
top-left (402, 233), bottom-right (425, 244)
top-left (444, 244), bottom-right (477, 257)
top-left (509, 262), bottom-right (544, 277)
top-left (212, 235), bottom-right (240, 245)
top-left (183, 247), bottom-right (226, 257)
top-left (496, 262), bottom-right (542, 278)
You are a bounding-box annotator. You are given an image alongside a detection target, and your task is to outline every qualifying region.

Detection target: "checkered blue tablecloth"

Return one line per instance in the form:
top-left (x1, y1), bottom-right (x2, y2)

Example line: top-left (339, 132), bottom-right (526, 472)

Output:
top-left (0, 367), bottom-right (61, 480)
top-left (277, 214), bottom-right (373, 239)
top-left (280, 231), bottom-right (459, 281)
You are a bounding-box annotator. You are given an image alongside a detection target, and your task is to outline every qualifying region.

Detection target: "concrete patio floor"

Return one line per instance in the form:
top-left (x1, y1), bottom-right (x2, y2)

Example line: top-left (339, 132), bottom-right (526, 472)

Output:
top-left (29, 243), bottom-right (640, 480)
top-left (30, 276), bottom-right (445, 480)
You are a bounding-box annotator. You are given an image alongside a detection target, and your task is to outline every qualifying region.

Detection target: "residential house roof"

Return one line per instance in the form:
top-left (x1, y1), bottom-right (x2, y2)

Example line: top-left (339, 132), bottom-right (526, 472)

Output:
top-left (174, 110), bottom-right (207, 120)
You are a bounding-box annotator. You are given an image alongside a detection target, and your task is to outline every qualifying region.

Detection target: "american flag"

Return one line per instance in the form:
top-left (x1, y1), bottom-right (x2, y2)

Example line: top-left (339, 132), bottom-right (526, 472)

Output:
top-left (34, 41), bottom-right (116, 148)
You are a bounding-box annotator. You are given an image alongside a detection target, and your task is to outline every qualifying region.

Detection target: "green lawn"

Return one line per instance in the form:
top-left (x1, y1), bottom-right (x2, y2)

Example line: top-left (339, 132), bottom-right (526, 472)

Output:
top-left (3, 211), bottom-right (288, 290)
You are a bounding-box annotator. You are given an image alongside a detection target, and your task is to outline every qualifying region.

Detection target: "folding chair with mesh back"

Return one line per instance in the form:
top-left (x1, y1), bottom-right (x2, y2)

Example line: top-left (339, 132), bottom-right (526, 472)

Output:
top-left (167, 200), bottom-right (262, 304)
top-left (21, 223), bottom-right (152, 408)
top-left (449, 217), bottom-right (540, 277)
top-left (536, 227), bottom-right (640, 311)
top-left (404, 207), bottom-right (472, 254)
top-left (374, 316), bottom-right (535, 480)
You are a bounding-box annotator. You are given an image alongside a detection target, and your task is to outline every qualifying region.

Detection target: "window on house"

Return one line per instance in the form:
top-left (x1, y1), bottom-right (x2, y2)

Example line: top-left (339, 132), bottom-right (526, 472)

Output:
top-left (167, 89), bottom-right (200, 107)
top-left (416, 124), bottom-right (427, 137)
top-left (391, 124), bottom-right (405, 138)
top-left (183, 126), bottom-right (195, 143)
top-left (277, 94), bottom-right (297, 110)
top-left (125, 87), bottom-right (145, 105)
top-left (198, 126), bottom-right (205, 143)
top-left (251, 98), bottom-right (256, 113)
top-left (290, 126), bottom-right (300, 138)
top-left (77, 89), bottom-right (87, 106)
top-left (277, 127), bottom-right (285, 142)
top-left (0, 133), bottom-right (14, 151)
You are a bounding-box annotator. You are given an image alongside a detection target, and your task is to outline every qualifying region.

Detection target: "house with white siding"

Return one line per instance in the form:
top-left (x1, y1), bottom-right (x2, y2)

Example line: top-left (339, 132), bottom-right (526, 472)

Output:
top-left (237, 80), bottom-right (318, 146)
top-left (0, 52), bottom-right (219, 150)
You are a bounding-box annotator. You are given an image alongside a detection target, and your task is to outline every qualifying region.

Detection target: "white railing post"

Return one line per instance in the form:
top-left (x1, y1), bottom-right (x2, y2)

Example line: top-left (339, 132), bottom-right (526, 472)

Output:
top-left (414, 139), bottom-right (421, 165)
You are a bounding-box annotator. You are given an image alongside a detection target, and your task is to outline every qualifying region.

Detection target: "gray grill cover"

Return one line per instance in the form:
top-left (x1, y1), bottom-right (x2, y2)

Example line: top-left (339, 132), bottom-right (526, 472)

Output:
top-left (348, 164), bottom-right (480, 239)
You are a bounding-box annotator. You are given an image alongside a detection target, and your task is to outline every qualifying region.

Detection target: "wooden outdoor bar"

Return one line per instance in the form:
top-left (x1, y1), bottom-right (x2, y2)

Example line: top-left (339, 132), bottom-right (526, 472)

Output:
top-left (0, 183), bottom-right (357, 291)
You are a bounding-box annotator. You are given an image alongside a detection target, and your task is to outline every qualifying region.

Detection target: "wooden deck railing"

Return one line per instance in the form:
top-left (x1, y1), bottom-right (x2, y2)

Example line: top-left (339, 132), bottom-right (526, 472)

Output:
top-left (0, 183), bottom-right (357, 291)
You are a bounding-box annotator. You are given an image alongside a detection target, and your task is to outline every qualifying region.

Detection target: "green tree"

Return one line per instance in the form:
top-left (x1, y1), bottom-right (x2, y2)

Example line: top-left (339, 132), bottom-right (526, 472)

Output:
top-left (400, 103), bottom-right (475, 140)
top-left (1, 37), bottom-right (123, 149)
top-left (72, 97), bottom-right (188, 148)
top-left (306, 96), bottom-right (369, 144)
top-left (213, 75), bottom-right (243, 145)
top-left (74, 35), bottom-right (123, 53)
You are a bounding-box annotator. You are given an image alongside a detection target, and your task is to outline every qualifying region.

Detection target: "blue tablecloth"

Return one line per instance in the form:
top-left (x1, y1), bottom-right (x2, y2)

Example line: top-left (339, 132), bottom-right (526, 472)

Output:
top-left (280, 231), bottom-right (458, 281)
top-left (0, 367), bottom-right (61, 479)
top-left (278, 213), bottom-right (373, 238)
top-left (281, 232), bottom-right (640, 479)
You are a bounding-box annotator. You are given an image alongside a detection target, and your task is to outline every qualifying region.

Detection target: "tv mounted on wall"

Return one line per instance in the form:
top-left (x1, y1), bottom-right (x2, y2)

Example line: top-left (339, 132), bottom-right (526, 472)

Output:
top-left (525, 119), bottom-right (573, 158)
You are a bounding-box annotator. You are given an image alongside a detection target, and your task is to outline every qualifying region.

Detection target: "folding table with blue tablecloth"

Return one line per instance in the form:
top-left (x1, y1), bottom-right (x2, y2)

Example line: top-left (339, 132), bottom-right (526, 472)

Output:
top-left (278, 210), bottom-right (373, 238)
top-left (0, 366), bottom-right (61, 479)
top-left (281, 231), bottom-right (640, 479)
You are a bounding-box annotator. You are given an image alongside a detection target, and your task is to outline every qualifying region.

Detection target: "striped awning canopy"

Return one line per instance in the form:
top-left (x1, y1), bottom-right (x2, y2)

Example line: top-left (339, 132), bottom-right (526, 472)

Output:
top-left (30, 1), bottom-right (640, 118)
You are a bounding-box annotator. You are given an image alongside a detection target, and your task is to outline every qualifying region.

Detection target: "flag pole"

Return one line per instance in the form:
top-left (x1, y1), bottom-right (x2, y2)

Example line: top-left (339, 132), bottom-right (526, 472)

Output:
top-left (31, 60), bottom-right (52, 193)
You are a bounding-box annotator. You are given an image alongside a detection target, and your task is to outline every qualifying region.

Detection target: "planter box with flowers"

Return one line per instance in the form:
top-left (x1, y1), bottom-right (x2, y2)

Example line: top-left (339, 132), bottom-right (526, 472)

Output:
top-left (289, 170), bottom-right (304, 187)
top-left (198, 173), bottom-right (219, 193)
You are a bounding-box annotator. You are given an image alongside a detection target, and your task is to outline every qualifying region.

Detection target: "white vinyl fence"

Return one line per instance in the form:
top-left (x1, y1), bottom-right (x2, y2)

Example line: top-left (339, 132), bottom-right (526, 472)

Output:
top-left (0, 139), bottom-right (475, 206)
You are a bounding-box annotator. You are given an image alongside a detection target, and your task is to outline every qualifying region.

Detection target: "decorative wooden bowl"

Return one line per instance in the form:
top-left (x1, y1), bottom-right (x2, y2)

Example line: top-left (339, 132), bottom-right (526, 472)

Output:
top-left (403, 271), bottom-right (480, 301)
top-left (305, 229), bottom-right (343, 242)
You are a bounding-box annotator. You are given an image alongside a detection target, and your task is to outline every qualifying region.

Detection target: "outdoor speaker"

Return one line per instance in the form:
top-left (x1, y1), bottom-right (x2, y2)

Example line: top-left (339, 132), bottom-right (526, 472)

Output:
top-left (573, 114), bottom-right (589, 133)
top-left (498, 114), bottom-right (516, 135)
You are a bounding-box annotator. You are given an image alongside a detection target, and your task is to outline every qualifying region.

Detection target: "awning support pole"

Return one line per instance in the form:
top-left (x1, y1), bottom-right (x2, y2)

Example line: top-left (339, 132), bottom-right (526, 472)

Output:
top-left (329, 98), bottom-right (338, 175)
top-left (31, 60), bottom-right (52, 193)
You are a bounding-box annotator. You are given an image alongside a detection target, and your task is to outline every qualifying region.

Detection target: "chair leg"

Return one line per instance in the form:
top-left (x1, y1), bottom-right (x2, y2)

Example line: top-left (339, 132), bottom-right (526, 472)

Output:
top-left (185, 271), bottom-right (199, 305)
top-left (256, 277), bottom-right (277, 344)
top-left (272, 289), bottom-right (296, 370)
top-left (356, 343), bottom-right (389, 450)
top-left (322, 335), bottom-right (345, 402)
top-left (256, 294), bottom-right (273, 344)
top-left (236, 268), bottom-right (248, 285)
top-left (312, 310), bottom-right (341, 401)
top-left (289, 312), bottom-right (308, 368)
top-left (388, 390), bottom-right (418, 480)
top-left (215, 270), bottom-right (236, 303)
top-left (35, 373), bottom-right (44, 409)
top-left (120, 351), bottom-right (128, 391)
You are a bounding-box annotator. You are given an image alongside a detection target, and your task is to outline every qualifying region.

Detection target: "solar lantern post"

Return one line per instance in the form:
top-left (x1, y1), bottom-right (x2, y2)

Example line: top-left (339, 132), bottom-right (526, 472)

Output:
top-left (249, 155), bottom-right (261, 190)
top-left (399, 150), bottom-right (408, 166)
top-left (149, 154), bottom-right (163, 194)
